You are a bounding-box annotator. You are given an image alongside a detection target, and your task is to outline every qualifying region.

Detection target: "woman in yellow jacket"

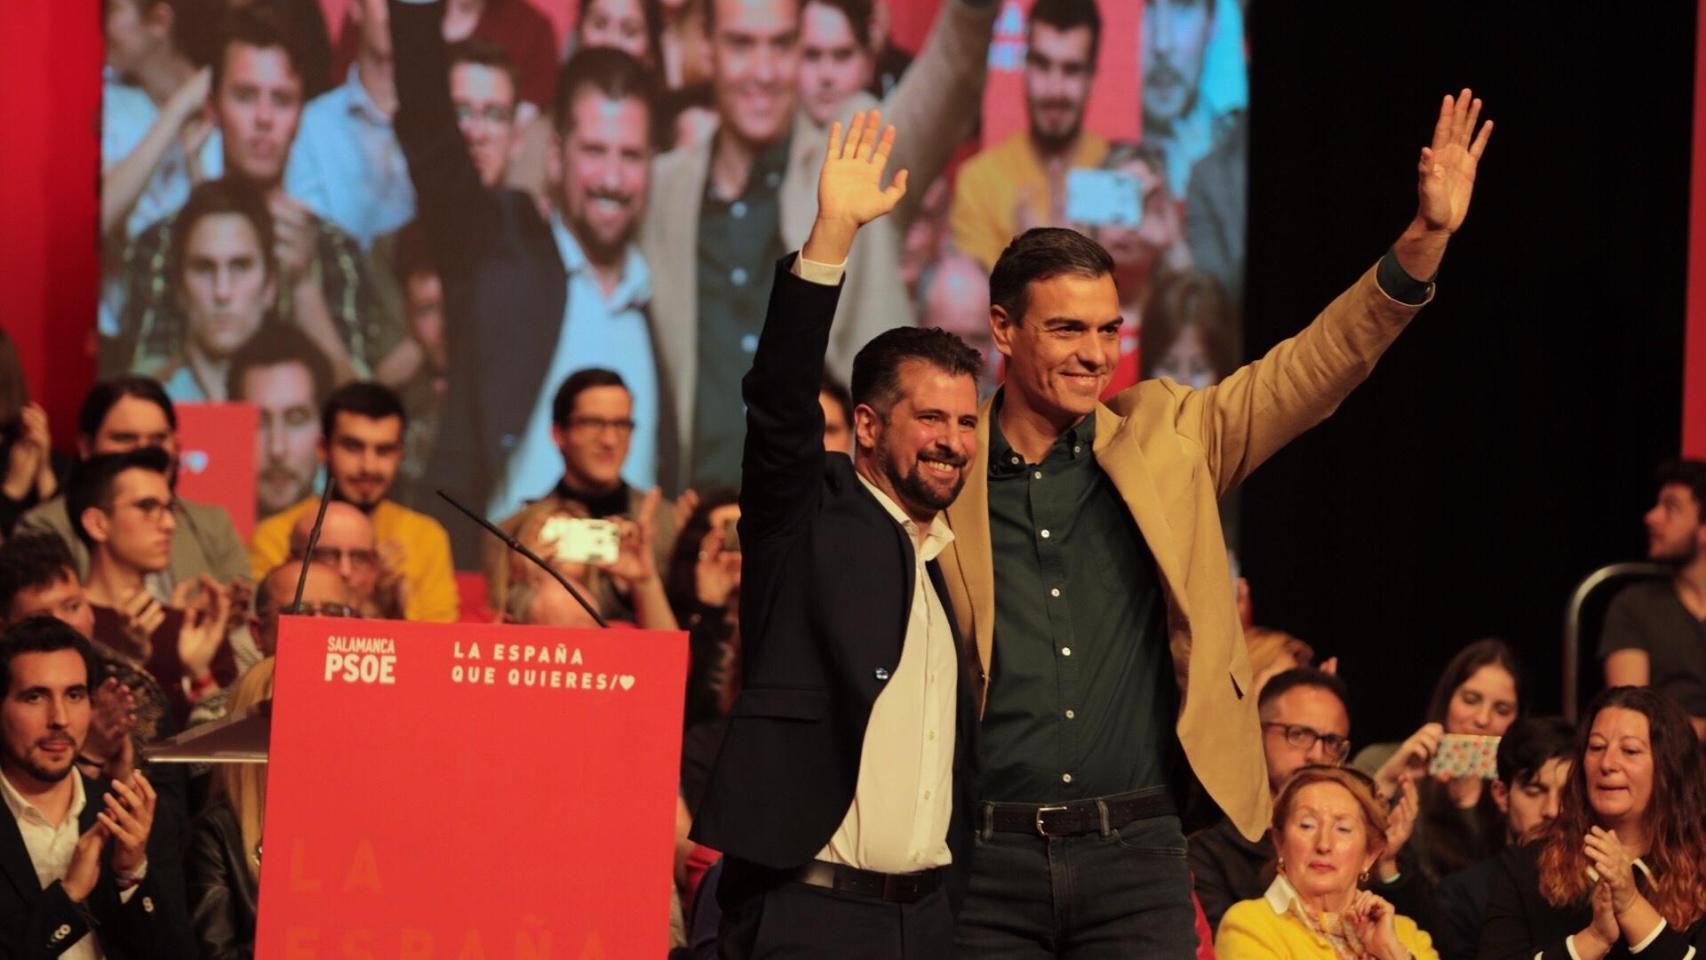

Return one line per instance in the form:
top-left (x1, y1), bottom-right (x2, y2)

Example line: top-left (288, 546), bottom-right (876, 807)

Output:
top-left (1217, 766), bottom-right (1439, 960)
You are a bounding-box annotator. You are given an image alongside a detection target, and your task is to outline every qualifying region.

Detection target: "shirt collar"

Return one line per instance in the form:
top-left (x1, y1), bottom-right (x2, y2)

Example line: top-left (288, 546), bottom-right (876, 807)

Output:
top-left (986, 389), bottom-right (1096, 476)
top-left (1, 766), bottom-right (87, 829)
top-left (1262, 873), bottom-right (1301, 915)
top-left (855, 472), bottom-right (955, 563)
top-left (548, 210), bottom-right (652, 311)
top-left (342, 63), bottom-right (391, 126)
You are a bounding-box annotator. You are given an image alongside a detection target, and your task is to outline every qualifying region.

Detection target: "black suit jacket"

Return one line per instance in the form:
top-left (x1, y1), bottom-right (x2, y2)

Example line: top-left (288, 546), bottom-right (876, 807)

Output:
top-left (390, 0), bottom-right (675, 562)
top-left (689, 257), bottom-right (978, 888)
top-left (0, 772), bottom-right (195, 959)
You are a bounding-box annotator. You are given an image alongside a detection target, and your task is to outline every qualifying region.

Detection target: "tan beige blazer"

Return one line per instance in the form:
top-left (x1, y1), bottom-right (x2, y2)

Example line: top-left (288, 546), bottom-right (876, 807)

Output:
top-left (939, 263), bottom-right (1431, 841)
top-left (639, 0), bottom-right (996, 486)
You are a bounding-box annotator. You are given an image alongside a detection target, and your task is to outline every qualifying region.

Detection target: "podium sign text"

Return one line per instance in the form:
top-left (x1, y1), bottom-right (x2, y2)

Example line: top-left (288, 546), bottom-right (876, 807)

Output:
top-left (257, 617), bottom-right (688, 958)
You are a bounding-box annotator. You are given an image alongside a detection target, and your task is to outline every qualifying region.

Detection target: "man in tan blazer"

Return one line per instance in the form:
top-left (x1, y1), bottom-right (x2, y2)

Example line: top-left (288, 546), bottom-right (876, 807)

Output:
top-left (638, 0), bottom-right (997, 494)
top-left (941, 91), bottom-right (1493, 955)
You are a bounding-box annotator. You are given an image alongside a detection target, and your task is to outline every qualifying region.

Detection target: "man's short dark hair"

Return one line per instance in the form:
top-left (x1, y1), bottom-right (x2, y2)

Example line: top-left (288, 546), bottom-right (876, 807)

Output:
top-left (225, 322), bottom-right (333, 409)
top-left (1257, 667), bottom-right (1351, 718)
top-left (1655, 459), bottom-right (1706, 516)
top-left (552, 46), bottom-right (659, 140)
top-left (552, 368), bottom-right (628, 429)
top-left (77, 377), bottom-right (177, 446)
top-left (210, 4), bottom-right (308, 97)
top-left (321, 382), bottom-right (407, 439)
top-left (989, 227), bottom-right (1115, 326)
top-left (169, 178), bottom-right (277, 290)
top-left (1028, 0), bottom-right (1102, 63)
top-left (0, 534), bottom-right (80, 624)
top-left (0, 616), bottom-right (101, 698)
top-left (820, 375), bottom-right (854, 431)
top-left (804, 0), bottom-right (873, 49)
top-left (65, 447), bottom-right (175, 549)
top-left (1496, 716), bottom-right (1576, 788)
top-left (447, 36), bottom-right (520, 109)
top-left (705, 0), bottom-right (804, 35)
top-left (850, 327), bottom-right (984, 413)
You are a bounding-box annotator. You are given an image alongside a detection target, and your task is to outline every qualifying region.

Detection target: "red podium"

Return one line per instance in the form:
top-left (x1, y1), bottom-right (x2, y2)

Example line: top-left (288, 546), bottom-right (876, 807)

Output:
top-left (255, 617), bottom-right (688, 958)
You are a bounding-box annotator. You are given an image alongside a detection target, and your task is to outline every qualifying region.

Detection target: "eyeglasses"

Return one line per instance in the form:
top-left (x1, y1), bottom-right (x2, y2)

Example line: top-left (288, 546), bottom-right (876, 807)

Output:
top-left (565, 416), bottom-right (637, 437)
top-left (116, 497), bottom-right (180, 523)
top-left (271, 602), bottom-right (359, 618)
top-left (306, 546), bottom-right (379, 569)
top-left (1262, 722), bottom-right (1352, 761)
top-left (454, 103), bottom-right (514, 126)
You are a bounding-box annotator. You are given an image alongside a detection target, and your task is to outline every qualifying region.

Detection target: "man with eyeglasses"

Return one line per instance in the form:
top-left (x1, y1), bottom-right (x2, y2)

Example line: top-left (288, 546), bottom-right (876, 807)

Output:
top-left (485, 368), bottom-right (677, 620)
top-left (67, 448), bottom-right (236, 730)
top-left (252, 559), bottom-right (358, 658)
top-left (285, 501), bottom-right (398, 619)
top-left (248, 381), bottom-right (459, 622)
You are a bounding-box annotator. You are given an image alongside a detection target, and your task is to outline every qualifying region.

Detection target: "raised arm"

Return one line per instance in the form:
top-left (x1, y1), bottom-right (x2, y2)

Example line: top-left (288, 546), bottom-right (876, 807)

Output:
top-left (740, 112), bottom-right (909, 542)
top-left (390, 0), bottom-right (501, 273)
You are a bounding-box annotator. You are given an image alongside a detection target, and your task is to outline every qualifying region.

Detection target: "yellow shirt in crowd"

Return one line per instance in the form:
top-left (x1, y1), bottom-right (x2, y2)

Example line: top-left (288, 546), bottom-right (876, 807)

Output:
top-left (248, 497), bottom-right (460, 623)
top-left (1216, 877), bottom-right (1440, 960)
top-left (948, 128), bottom-right (1110, 270)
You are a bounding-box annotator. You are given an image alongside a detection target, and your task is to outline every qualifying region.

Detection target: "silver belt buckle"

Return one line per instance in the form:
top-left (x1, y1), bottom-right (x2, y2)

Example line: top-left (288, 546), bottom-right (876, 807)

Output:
top-left (1034, 804), bottom-right (1070, 837)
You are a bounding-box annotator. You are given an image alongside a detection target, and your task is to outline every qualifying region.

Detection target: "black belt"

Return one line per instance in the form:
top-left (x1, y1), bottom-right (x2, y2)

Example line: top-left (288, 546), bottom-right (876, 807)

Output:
top-left (793, 861), bottom-right (944, 903)
top-left (984, 788), bottom-right (1175, 837)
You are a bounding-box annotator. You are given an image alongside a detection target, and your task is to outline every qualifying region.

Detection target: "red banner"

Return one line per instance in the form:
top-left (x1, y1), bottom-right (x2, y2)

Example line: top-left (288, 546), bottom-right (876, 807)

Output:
top-left (1686, 0), bottom-right (1706, 457)
top-left (175, 403), bottom-right (260, 541)
top-left (258, 617), bottom-right (688, 958)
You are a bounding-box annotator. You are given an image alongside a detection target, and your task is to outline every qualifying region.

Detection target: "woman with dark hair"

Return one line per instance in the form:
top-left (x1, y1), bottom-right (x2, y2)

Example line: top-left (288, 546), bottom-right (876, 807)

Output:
top-left (0, 329), bottom-right (69, 538)
top-left (1478, 686), bottom-right (1706, 959)
top-left (1357, 639), bottom-right (1526, 884)
top-left (665, 489), bottom-right (741, 729)
top-left (1139, 269), bottom-right (1240, 389)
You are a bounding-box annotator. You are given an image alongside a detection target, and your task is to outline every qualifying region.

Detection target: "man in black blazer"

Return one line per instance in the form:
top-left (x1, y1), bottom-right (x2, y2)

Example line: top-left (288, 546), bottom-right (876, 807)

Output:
top-left (390, 0), bottom-right (672, 562)
top-left (690, 111), bottom-right (983, 958)
top-left (0, 615), bottom-right (194, 958)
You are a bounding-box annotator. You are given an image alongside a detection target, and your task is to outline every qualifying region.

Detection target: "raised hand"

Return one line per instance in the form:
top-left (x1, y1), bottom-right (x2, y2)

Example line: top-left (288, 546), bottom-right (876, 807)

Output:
top-left (1417, 88), bottom-right (1493, 234)
top-left (1374, 722), bottom-right (1442, 798)
top-left (803, 110), bottom-right (909, 264)
top-left (1378, 775), bottom-right (1420, 880)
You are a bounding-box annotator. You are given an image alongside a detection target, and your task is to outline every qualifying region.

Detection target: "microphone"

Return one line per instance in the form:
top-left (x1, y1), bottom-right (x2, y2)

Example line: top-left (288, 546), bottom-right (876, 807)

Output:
top-left (434, 489), bottom-right (609, 629)
top-left (289, 471), bottom-right (339, 611)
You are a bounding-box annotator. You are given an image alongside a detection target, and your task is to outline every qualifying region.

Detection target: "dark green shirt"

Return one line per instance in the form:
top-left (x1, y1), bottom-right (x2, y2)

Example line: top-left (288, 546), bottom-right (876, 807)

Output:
top-left (979, 402), bottom-right (1176, 802)
top-left (689, 135), bottom-right (791, 491)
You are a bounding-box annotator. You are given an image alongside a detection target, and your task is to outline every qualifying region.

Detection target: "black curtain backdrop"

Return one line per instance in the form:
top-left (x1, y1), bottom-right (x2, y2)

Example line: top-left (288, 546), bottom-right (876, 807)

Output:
top-left (1240, 2), bottom-right (1695, 745)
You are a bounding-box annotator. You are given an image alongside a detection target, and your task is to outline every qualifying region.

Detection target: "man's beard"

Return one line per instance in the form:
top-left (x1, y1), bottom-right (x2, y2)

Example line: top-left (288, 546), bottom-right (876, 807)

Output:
top-left (1653, 532), bottom-right (1702, 567)
top-left (3, 738), bottom-right (77, 785)
top-left (881, 443), bottom-right (969, 514)
top-left (1028, 100), bottom-right (1083, 153)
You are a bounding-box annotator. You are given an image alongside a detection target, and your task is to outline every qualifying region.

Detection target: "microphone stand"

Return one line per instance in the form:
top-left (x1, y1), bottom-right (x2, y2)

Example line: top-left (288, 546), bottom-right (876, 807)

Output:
top-left (435, 489), bottom-right (609, 629)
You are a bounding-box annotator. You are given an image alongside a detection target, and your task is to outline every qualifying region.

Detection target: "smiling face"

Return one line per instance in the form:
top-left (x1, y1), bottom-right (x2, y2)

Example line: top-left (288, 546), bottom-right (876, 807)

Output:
top-left (994, 271), bottom-right (1122, 425)
top-left (1584, 706), bottom-right (1653, 827)
top-left (558, 90), bottom-right (651, 262)
top-left (1446, 664), bottom-right (1520, 736)
top-left (1024, 20), bottom-right (1095, 150)
top-left (1275, 781), bottom-right (1382, 908)
top-left (798, 0), bottom-right (870, 127)
top-left (854, 360), bottom-right (979, 524)
top-left (710, 0), bottom-right (801, 148)
top-left (451, 62), bottom-right (518, 188)
top-left (1, 650), bottom-right (91, 789)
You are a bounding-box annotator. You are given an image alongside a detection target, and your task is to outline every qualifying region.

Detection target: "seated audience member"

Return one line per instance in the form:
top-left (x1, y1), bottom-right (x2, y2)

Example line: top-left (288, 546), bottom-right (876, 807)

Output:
top-left (1191, 668), bottom-right (1424, 934)
top-left (444, 38), bottom-right (522, 191)
top-left (0, 328), bottom-right (69, 537)
top-left (919, 251), bottom-right (999, 398)
top-left (1216, 766), bottom-right (1439, 960)
top-left (0, 533), bottom-right (172, 788)
top-left (249, 381), bottom-right (457, 621)
top-left (157, 179), bottom-right (277, 402)
top-left (818, 376), bottom-right (853, 455)
top-left (114, 5), bottom-right (405, 390)
top-left (797, 0), bottom-right (876, 129)
top-left (1358, 638), bottom-right (1525, 884)
top-left (227, 322), bottom-right (333, 520)
top-left (1479, 687), bottom-right (1706, 960)
top-left (1092, 142), bottom-right (1190, 393)
top-left (1600, 459), bottom-right (1706, 740)
top-left (186, 656), bottom-right (276, 959)
top-left (0, 615), bottom-right (196, 957)
top-left (18, 377), bottom-right (250, 588)
top-left (69, 447), bottom-right (237, 727)
top-left (486, 370), bottom-right (677, 618)
top-left (506, 490), bottom-right (677, 632)
top-left (253, 560), bottom-right (359, 657)
top-left (100, 0), bottom-right (222, 245)
top-left (576, 0), bottom-right (664, 67)
top-left (285, 501), bottom-right (396, 619)
top-left (1432, 716), bottom-right (1574, 960)
top-left (284, 0), bottom-right (415, 250)
top-left (663, 490), bottom-right (741, 737)
top-left (1139, 269), bottom-right (1239, 390)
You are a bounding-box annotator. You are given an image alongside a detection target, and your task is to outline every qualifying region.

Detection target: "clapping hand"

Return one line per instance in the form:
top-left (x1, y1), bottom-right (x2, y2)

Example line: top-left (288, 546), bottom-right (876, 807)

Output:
top-left (98, 772), bottom-right (157, 881)
top-left (83, 677), bottom-right (139, 781)
top-left (117, 588), bottom-right (167, 658)
top-left (1583, 826), bottom-right (1641, 914)
top-left (173, 574), bottom-right (231, 682)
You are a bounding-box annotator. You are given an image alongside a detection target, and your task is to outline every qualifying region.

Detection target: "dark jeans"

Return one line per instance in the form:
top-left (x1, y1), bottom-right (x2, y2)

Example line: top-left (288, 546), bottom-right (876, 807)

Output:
top-left (955, 804), bottom-right (1199, 959)
top-left (717, 857), bottom-right (955, 959)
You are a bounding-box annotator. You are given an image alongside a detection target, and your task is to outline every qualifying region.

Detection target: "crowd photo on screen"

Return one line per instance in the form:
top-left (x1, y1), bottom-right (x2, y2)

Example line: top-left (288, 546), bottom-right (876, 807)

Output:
top-left (4, 0), bottom-right (1706, 955)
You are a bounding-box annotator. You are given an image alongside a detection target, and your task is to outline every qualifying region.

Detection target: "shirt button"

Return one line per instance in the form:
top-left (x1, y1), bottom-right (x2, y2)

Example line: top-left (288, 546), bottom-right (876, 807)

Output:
top-left (766, 171), bottom-right (783, 188)
top-left (928, 730), bottom-right (937, 741)
top-left (731, 266), bottom-right (749, 286)
top-left (1065, 709), bottom-right (1076, 719)
top-left (1062, 773), bottom-right (1073, 784)
top-left (922, 790), bottom-right (932, 800)
top-left (1061, 647), bottom-right (1072, 657)
top-left (1050, 587), bottom-right (1061, 598)
top-left (740, 333), bottom-right (759, 353)
top-left (1074, 445), bottom-right (1082, 455)
top-left (731, 200), bottom-right (748, 219)
top-left (1010, 455), bottom-right (1021, 465)
top-left (1033, 471), bottom-right (1042, 479)
top-left (1040, 529), bottom-right (1051, 539)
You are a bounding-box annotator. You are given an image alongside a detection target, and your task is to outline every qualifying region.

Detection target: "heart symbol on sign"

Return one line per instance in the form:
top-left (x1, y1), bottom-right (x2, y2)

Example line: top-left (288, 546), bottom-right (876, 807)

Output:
top-left (182, 450), bottom-right (210, 473)
top-left (618, 675), bottom-right (635, 691)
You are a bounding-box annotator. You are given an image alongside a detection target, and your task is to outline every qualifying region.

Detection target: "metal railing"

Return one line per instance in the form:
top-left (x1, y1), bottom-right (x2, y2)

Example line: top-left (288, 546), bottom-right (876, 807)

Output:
top-left (1561, 562), bottom-right (1670, 721)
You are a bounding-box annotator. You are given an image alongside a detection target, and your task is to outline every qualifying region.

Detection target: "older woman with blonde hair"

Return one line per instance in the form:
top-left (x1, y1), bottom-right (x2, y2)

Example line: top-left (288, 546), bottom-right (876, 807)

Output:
top-left (1217, 765), bottom-right (1439, 960)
